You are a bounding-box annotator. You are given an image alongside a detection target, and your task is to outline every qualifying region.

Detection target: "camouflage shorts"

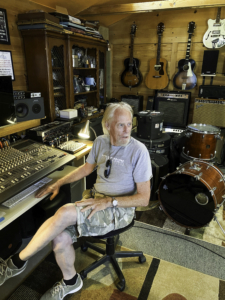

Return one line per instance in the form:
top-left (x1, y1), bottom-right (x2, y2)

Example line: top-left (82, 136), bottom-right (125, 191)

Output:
top-left (64, 189), bottom-right (135, 243)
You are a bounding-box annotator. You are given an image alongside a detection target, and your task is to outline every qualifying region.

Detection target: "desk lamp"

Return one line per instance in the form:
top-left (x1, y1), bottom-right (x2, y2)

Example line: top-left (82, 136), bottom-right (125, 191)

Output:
top-left (78, 120), bottom-right (97, 140)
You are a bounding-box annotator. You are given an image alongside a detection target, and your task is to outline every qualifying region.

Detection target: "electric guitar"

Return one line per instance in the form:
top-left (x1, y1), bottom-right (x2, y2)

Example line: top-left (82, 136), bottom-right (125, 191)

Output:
top-left (145, 22), bottom-right (169, 90)
top-left (173, 21), bottom-right (197, 90)
top-left (203, 7), bottom-right (225, 49)
top-left (121, 23), bottom-right (143, 88)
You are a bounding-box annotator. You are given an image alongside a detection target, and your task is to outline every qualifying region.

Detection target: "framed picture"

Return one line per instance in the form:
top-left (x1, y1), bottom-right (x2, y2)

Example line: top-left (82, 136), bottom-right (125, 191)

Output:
top-left (0, 51), bottom-right (15, 80)
top-left (0, 8), bottom-right (10, 45)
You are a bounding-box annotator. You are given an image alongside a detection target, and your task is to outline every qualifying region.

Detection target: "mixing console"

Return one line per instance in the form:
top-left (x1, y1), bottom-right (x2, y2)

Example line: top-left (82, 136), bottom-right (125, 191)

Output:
top-left (0, 139), bottom-right (75, 204)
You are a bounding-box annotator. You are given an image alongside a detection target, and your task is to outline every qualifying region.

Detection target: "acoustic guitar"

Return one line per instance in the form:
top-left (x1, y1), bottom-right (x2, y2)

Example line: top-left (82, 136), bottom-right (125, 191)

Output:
top-left (203, 7), bottom-right (225, 49)
top-left (173, 21), bottom-right (197, 90)
top-left (145, 22), bottom-right (169, 90)
top-left (121, 23), bottom-right (143, 88)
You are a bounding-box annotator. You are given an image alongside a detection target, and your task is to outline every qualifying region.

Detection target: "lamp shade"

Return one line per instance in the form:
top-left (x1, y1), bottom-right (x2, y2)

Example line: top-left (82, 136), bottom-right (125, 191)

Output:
top-left (78, 120), bottom-right (90, 138)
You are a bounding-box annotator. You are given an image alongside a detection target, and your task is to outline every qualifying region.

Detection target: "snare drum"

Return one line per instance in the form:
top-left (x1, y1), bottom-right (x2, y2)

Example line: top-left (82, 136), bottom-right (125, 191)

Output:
top-left (183, 123), bottom-right (220, 160)
top-left (158, 160), bottom-right (225, 228)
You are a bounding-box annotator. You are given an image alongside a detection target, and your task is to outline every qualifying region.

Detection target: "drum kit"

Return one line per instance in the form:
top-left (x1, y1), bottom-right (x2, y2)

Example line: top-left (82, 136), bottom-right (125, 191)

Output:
top-left (158, 123), bottom-right (225, 233)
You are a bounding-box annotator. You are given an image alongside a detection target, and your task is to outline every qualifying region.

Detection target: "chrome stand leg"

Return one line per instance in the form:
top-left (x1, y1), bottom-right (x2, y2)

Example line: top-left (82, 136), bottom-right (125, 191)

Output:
top-left (213, 216), bottom-right (225, 236)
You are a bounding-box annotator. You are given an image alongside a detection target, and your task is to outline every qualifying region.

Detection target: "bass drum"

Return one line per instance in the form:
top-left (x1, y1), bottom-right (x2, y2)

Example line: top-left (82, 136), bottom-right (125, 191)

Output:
top-left (158, 160), bottom-right (225, 228)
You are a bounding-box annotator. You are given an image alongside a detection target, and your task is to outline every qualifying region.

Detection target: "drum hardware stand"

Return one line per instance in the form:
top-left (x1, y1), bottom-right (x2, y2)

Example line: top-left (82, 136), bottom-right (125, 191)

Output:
top-left (213, 196), bottom-right (225, 236)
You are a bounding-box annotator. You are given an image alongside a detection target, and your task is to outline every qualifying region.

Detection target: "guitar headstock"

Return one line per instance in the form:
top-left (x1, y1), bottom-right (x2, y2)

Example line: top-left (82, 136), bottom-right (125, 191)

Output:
top-left (188, 21), bottom-right (196, 34)
top-left (157, 22), bottom-right (165, 36)
top-left (130, 23), bottom-right (137, 36)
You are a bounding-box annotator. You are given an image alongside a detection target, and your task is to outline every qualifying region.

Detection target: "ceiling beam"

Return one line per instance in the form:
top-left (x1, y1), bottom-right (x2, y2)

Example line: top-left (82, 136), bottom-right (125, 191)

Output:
top-left (81, 0), bottom-right (225, 15)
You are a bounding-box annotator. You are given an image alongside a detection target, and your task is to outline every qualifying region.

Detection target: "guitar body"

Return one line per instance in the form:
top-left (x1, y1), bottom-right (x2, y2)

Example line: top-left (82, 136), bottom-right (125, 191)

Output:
top-left (145, 57), bottom-right (169, 90)
top-left (203, 18), bottom-right (225, 48)
top-left (173, 59), bottom-right (197, 90)
top-left (121, 58), bottom-right (143, 88)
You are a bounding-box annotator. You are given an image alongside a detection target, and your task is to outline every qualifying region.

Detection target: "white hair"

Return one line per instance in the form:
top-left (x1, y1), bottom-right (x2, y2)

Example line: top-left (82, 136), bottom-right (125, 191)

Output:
top-left (101, 102), bottom-right (133, 135)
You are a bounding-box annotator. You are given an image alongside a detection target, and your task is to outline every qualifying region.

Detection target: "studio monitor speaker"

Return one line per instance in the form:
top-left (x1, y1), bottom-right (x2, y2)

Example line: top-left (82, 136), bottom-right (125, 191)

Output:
top-left (201, 50), bottom-right (219, 76)
top-left (121, 95), bottom-right (143, 115)
top-left (15, 97), bottom-right (45, 122)
top-left (192, 98), bottom-right (225, 127)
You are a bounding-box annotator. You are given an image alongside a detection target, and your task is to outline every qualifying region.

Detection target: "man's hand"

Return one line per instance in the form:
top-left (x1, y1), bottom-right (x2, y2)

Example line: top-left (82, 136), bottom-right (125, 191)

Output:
top-left (75, 197), bottom-right (111, 219)
top-left (35, 181), bottom-right (60, 201)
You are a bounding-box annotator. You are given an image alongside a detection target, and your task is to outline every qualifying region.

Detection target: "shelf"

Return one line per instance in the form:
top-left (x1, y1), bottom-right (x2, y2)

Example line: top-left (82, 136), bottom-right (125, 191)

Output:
top-left (52, 67), bottom-right (64, 70)
top-left (73, 68), bottom-right (97, 70)
top-left (74, 90), bottom-right (97, 95)
top-left (0, 119), bottom-right (42, 138)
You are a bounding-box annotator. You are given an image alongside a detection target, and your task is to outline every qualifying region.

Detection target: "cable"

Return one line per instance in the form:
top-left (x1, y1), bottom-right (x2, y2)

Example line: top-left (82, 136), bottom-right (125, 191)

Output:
top-left (133, 224), bottom-right (225, 260)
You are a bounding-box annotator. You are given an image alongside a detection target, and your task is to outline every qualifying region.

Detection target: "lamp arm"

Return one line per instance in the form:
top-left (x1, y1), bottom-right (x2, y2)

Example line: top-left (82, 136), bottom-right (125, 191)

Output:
top-left (90, 126), bottom-right (97, 139)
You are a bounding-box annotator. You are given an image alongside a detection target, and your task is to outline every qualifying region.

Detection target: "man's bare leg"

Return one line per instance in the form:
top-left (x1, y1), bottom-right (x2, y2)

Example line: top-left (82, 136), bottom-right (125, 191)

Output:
top-left (19, 204), bottom-right (77, 261)
top-left (53, 232), bottom-right (76, 280)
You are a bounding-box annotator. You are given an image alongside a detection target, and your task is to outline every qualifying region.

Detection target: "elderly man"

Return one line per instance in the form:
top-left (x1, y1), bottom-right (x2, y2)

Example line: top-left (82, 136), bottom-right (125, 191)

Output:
top-left (0, 102), bottom-right (152, 300)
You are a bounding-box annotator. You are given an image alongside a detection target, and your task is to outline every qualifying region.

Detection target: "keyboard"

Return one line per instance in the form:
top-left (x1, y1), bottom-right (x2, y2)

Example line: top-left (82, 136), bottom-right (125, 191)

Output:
top-left (57, 141), bottom-right (87, 154)
top-left (1, 177), bottom-right (53, 208)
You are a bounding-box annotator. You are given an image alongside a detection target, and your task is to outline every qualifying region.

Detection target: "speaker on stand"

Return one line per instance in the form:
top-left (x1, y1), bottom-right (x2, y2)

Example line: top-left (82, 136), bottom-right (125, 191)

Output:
top-left (0, 76), bottom-right (45, 125)
top-left (15, 98), bottom-right (45, 122)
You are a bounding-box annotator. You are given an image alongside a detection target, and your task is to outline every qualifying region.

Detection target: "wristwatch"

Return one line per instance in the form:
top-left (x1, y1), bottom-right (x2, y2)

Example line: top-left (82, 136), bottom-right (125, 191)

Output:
top-left (112, 197), bottom-right (118, 207)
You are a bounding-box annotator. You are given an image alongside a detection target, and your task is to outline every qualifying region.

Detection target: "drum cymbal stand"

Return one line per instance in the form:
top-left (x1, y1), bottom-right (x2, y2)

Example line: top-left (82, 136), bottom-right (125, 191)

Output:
top-left (213, 195), bottom-right (225, 236)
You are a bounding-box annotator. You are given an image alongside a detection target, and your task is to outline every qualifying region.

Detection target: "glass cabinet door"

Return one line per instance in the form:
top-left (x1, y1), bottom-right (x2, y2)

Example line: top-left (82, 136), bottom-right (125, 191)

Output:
top-left (99, 50), bottom-right (105, 106)
top-left (51, 45), bottom-right (67, 118)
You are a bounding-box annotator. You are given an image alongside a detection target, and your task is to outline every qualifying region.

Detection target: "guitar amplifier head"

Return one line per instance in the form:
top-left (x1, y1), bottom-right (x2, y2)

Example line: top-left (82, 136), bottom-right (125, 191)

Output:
top-left (192, 98), bottom-right (225, 127)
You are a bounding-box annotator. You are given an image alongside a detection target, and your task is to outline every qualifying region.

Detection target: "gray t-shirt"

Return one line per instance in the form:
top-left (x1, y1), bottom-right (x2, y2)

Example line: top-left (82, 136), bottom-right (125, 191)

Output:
top-left (86, 135), bottom-right (152, 196)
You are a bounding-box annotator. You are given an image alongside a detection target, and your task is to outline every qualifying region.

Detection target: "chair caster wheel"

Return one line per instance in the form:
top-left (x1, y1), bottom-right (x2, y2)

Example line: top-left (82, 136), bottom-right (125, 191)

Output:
top-left (81, 244), bottom-right (88, 252)
top-left (116, 281), bottom-right (125, 291)
top-left (80, 271), bottom-right (87, 280)
top-left (139, 255), bottom-right (146, 263)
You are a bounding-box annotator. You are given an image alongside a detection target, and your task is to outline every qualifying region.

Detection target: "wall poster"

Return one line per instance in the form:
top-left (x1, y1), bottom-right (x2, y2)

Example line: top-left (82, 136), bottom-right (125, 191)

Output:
top-left (0, 8), bottom-right (10, 45)
top-left (0, 51), bottom-right (15, 80)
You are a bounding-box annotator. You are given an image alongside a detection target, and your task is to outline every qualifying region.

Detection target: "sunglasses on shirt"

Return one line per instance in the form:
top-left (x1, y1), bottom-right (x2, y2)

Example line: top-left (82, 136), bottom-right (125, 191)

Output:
top-left (104, 159), bottom-right (112, 178)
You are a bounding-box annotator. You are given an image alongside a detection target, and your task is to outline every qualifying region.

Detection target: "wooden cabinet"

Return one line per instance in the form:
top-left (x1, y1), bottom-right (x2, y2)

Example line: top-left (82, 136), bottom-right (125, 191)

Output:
top-left (21, 29), bottom-right (107, 122)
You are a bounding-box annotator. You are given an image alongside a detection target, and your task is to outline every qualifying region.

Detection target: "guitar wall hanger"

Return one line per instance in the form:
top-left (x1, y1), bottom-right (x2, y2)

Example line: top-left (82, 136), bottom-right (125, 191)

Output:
top-left (121, 22), bottom-right (143, 90)
top-left (173, 21), bottom-right (197, 91)
top-left (145, 22), bottom-right (169, 90)
top-left (203, 7), bottom-right (225, 49)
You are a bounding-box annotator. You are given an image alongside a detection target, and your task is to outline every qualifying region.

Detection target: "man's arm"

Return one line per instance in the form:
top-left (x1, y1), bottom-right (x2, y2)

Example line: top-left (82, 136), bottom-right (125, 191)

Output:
top-left (35, 162), bottom-right (96, 200)
top-left (76, 180), bottom-right (151, 219)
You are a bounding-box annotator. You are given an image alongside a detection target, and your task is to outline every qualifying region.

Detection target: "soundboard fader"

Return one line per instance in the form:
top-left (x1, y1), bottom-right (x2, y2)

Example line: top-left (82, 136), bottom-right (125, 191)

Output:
top-left (0, 139), bottom-right (75, 204)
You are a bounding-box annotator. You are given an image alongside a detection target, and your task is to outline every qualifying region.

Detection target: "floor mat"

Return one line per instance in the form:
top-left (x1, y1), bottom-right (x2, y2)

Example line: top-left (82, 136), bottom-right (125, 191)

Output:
top-left (8, 244), bottom-right (225, 300)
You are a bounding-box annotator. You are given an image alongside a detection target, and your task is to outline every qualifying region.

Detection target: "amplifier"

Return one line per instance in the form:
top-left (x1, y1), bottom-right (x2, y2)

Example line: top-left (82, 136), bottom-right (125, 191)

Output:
top-left (198, 85), bottom-right (225, 99)
top-left (13, 90), bottom-right (41, 100)
top-left (137, 111), bottom-right (164, 139)
top-left (154, 90), bottom-right (191, 128)
top-left (121, 95), bottom-right (143, 115)
top-left (27, 121), bottom-right (72, 143)
top-left (192, 98), bottom-right (225, 127)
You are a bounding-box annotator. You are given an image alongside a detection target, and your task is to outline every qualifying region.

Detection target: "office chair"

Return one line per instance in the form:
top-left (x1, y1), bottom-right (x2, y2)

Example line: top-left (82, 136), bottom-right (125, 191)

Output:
top-left (80, 219), bottom-right (146, 291)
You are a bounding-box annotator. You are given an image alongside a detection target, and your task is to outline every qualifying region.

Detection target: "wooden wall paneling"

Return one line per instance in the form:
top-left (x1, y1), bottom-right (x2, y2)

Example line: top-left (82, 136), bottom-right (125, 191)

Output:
top-left (83, 1), bottom-right (225, 15)
top-left (109, 7), bottom-right (225, 122)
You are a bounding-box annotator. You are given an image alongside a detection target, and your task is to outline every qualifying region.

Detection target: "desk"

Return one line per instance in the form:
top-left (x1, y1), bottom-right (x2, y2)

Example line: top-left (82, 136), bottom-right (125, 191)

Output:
top-left (0, 165), bottom-right (77, 231)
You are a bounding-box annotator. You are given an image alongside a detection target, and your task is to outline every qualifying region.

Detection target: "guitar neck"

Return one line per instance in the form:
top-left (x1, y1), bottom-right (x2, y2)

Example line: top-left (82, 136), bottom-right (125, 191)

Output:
top-left (129, 35), bottom-right (134, 65)
top-left (216, 7), bottom-right (221, 23)
top-left (156, 35), bottom-right (162, 65)
top-left (185, 33), bottom-right (193, 62)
